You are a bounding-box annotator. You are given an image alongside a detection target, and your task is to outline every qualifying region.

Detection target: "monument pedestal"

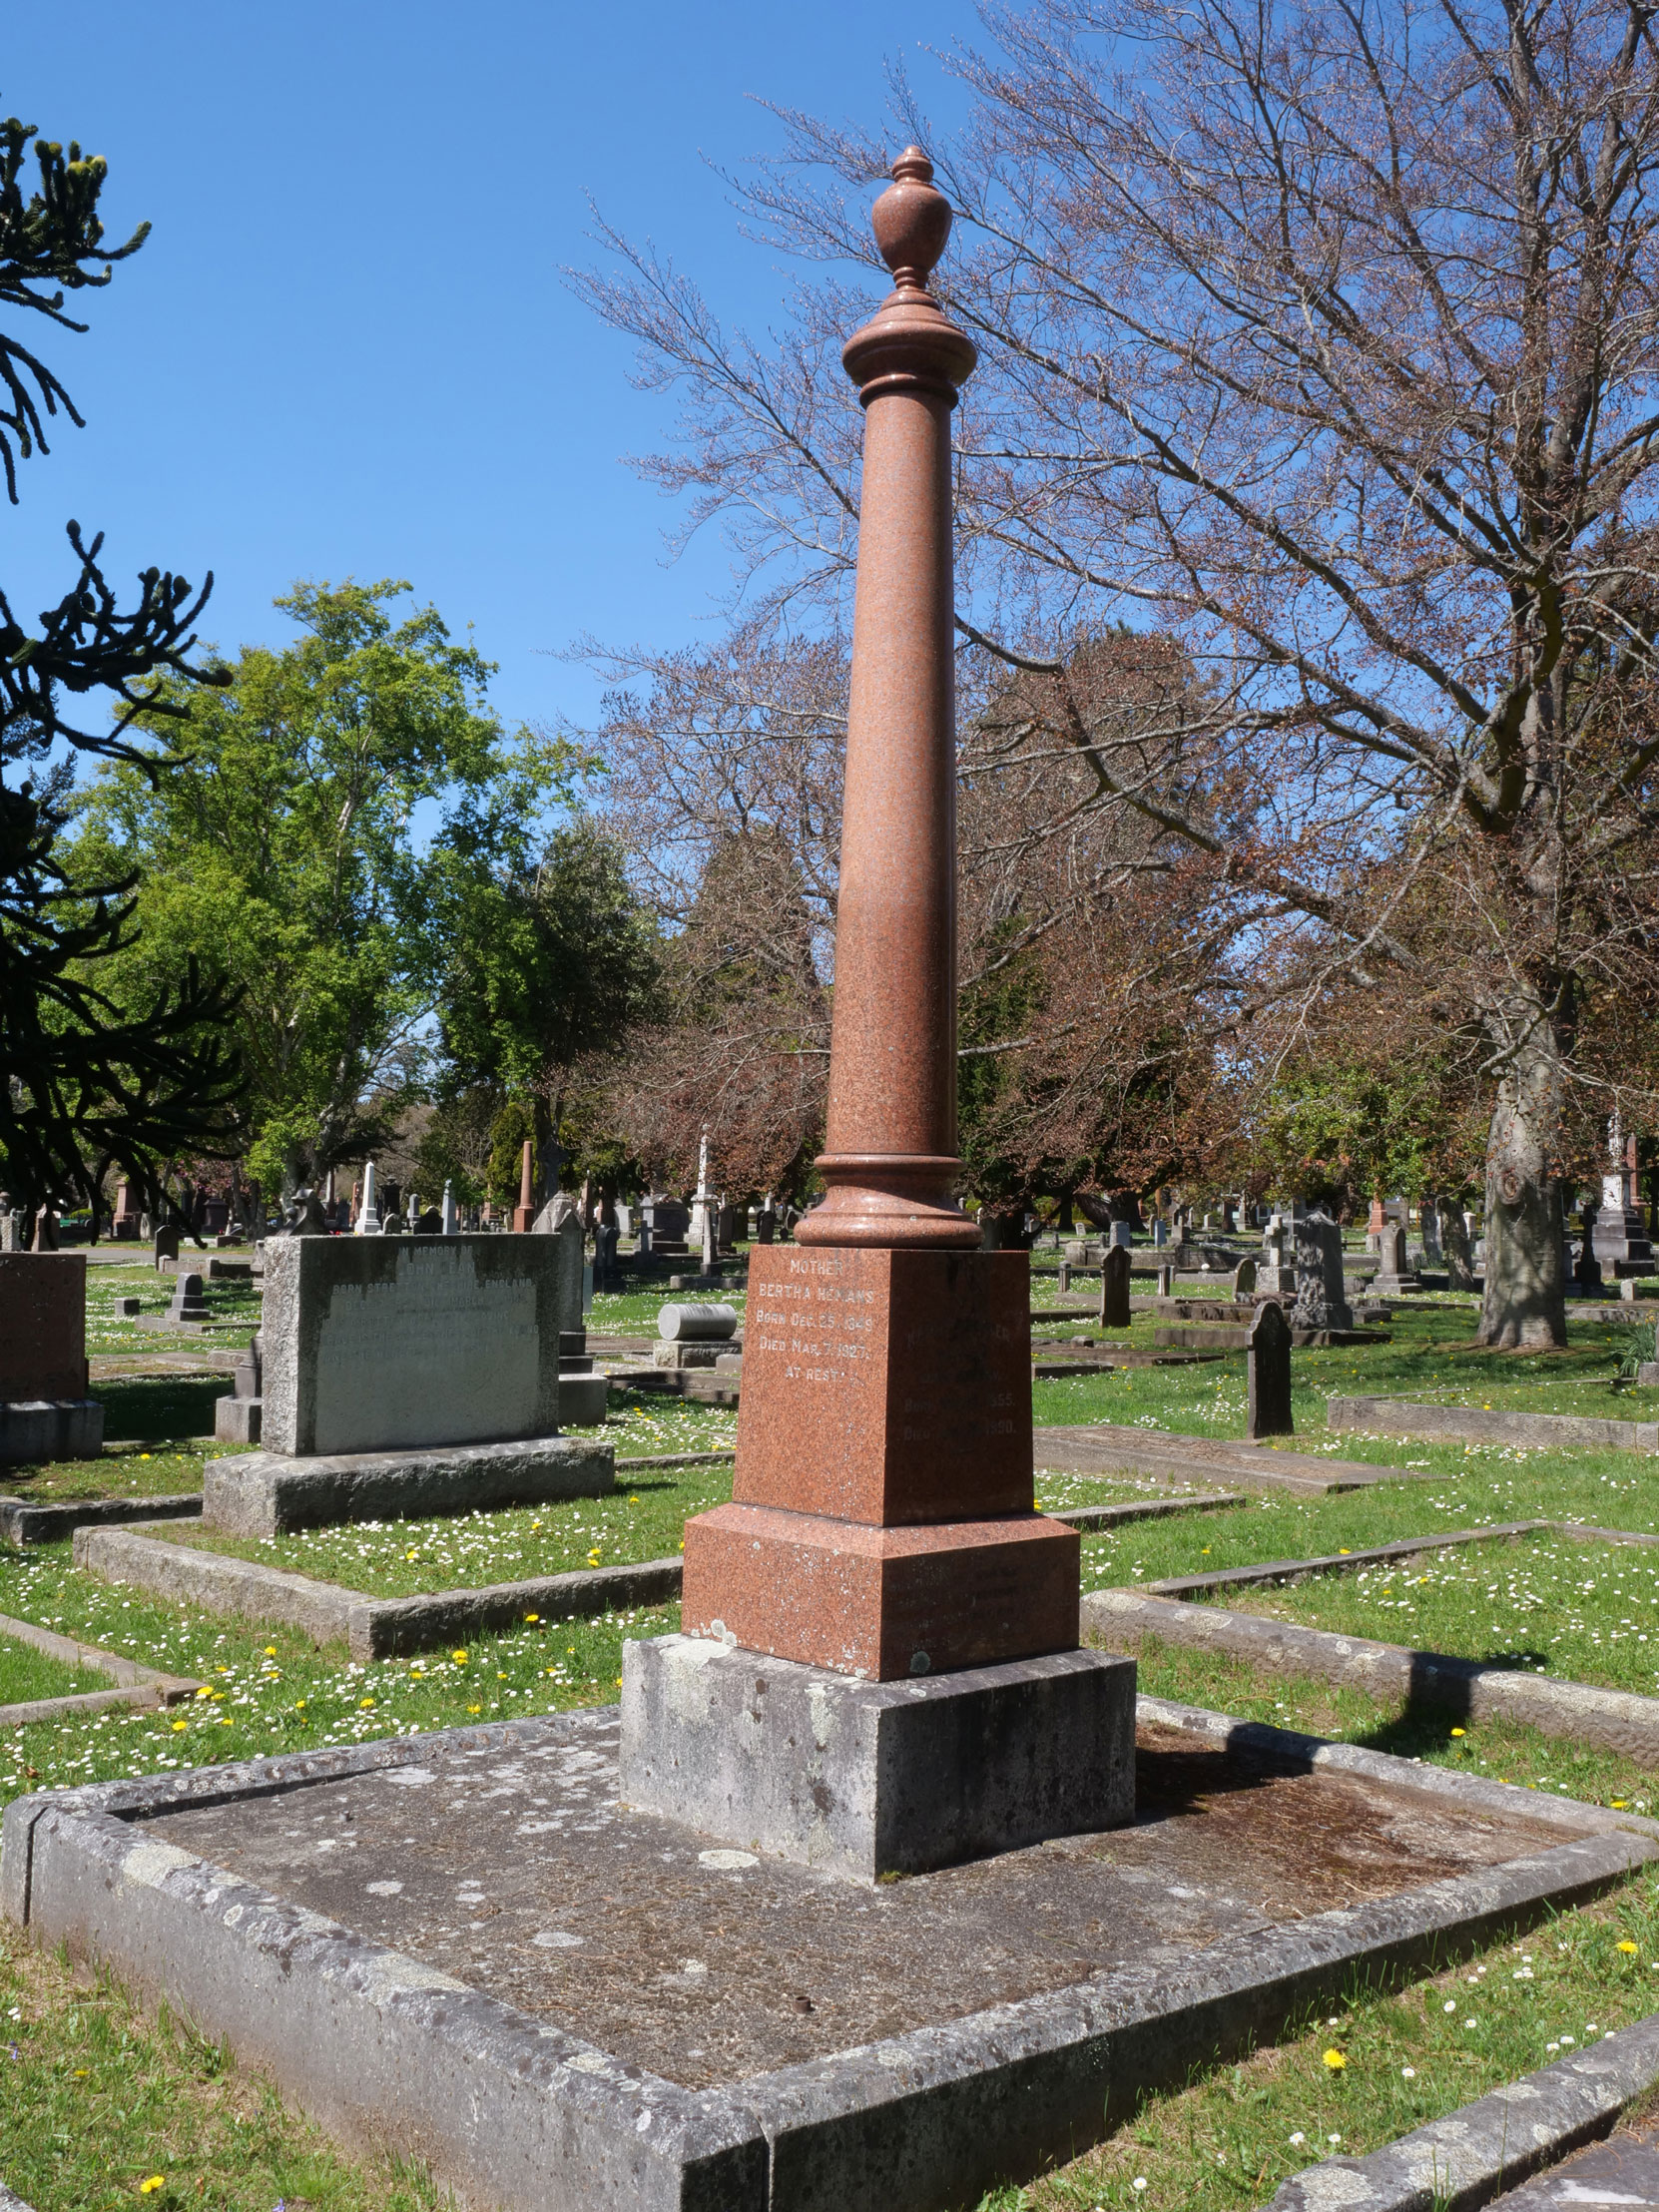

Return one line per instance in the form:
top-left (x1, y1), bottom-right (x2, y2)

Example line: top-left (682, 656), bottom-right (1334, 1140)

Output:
top-left (1593, 1204), bottom-right (1655, 1277)
top-left (680, 1244), bottom-right (1079, 1679)
top-left (620, 1635), bottom-right (1135, 1881)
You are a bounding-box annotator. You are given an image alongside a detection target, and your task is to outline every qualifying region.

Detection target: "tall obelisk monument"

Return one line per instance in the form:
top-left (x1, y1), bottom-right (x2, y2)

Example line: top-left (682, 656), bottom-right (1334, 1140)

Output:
top-left (621, 152), bottom-right (1135, 1880)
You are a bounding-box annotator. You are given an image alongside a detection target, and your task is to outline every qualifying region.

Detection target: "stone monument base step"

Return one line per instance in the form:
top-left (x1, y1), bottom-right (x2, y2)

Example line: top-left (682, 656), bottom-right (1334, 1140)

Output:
top-left (556, 1374), bottom-right (608, 1426)
top-left (621, 1635), bottom-right (1134, 1881)
top-left (0, 1398), bottom-right (104, 1467)
top-left (201, 1433), bottom-right (614, 1537)
top-left (213, 1395), bottom-right (261, 1445)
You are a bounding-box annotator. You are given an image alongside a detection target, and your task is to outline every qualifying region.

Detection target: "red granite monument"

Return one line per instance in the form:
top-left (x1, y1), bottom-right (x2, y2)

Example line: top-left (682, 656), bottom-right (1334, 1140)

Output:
top-left (622, 153), bottom-right (1133, 1879)
top-left (0, 1252), bottom-right (104, 1464)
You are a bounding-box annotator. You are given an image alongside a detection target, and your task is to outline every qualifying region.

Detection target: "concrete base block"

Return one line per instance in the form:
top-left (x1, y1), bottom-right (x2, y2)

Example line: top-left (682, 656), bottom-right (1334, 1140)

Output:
top-left (0, 1399), bottom-right (104, 1467)
top-left (201, 1433), bottom-right (614, 1536)
top-left (213, 1395), bottom-right (262, 1444)
top-left (620, 1635), bottom-right (1136, 1881)
top-left (555, 1375), bottom-right (608, 1426)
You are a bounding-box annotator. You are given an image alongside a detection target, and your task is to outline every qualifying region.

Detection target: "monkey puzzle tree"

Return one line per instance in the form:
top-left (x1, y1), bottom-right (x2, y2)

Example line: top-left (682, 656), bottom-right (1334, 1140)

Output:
top-left (0, 112), bottom-right (240, 1227)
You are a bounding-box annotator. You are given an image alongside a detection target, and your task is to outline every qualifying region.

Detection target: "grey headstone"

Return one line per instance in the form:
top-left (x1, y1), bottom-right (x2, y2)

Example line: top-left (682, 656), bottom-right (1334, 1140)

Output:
top-left (1290, 1212), bottom-right (1353, 1330)
top-left (1232, 1255), bottom-right (1258, 1298)
top-left (260, 1235), bottom-right (563, 1457)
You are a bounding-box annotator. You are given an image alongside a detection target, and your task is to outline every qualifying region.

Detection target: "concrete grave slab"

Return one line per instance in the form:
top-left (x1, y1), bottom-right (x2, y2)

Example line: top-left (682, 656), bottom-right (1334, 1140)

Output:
top-left (1034, 1422), bottom-right (1426, 1495)
top-left (5, 1701), bottom-right (1654, 2212)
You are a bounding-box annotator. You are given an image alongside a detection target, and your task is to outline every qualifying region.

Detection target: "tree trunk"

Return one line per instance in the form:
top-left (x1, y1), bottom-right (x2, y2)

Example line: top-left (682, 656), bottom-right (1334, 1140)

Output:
top-left (1477, 1025), bottom-right (1567, 1350)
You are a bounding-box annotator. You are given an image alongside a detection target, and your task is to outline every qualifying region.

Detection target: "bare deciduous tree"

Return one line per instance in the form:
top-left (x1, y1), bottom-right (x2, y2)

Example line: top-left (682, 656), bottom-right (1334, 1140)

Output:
top-left (575, 0), bottom-right (1659, 1349)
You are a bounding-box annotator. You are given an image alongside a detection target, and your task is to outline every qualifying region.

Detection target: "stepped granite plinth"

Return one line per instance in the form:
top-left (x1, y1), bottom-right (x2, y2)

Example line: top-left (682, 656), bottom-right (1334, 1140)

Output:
top-left (5, 1703), bottom-right (1650, 2212)
top-left (202, 1434), bottom-right (614, 1537)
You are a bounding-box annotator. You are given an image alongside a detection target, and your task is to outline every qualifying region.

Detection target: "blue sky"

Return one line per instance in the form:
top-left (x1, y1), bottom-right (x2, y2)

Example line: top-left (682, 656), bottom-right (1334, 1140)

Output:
top-left (5, 1), bottom-right (974, 737)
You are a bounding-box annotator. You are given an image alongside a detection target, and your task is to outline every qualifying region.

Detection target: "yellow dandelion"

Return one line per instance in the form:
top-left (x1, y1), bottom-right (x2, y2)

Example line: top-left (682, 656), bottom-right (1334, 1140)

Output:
top-left (1323, 2048), bottom-right (1347, 2070)
top-left (1450, 1727), bottom-right (1466, 1738)
top-left (1619, 1940), bottom-right (1639, 1953)
top-left (359, 1697), bottom-right (375, 1710)
top-left (264, 1646), bottom-right (276, 1657)
top-left (452, 1650), bottom-right (468, 1664)
top-left (194, 1686), bottom-right (212, 1699)
top-left (467, 1703), bottom-right (481, 1715)
top-left (139, 2179), bottom-right (166, 2196)
top-left (170, 1720), bottom-right (188, 1733)
top-left (524, 1612), bottom-right (540, 1623)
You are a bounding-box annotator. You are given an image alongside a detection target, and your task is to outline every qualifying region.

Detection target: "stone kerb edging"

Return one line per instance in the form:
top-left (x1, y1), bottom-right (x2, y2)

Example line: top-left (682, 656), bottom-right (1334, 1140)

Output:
top-left (0, 2182), bottom-right (38, 2212)
top-left (1261, 2010), bottom-right (1659, 2212)
top-left (1091, 1591), bottom-right (1659, 1759)
top-left (0, 1490), bottom-right (202, 1547)
top-left (74, 1524), bottom-right (685, 1662)
top-left (0, 1608), bottom-right (201, 1728)
top-left (73, 1495), bottom-right (1243, 1657)
top-left (3, 1703), bottom-right (1653, 2212)
top-left (1330, 1395), bottom-right (1659, 1452)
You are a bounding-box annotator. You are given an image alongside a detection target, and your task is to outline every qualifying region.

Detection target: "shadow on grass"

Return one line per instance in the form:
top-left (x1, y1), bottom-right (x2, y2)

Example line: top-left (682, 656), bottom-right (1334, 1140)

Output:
top-left (91, 1375), bottom-right (229, 1442)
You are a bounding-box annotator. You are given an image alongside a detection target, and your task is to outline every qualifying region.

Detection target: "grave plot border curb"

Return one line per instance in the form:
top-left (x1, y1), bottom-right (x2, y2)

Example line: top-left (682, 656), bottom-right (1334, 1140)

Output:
top-left (72, 1500), bottom-right (1244, 1657)
top-left (1088, 1590), bottom-right (1659, 1760)
top-left (73, 1523), bottom-right (686, 1661)
top-left (0, 2184), bottom-right (37, 2212)
top-left (1262, 2008), bottom-right (1659, 2212)
top-left (0, 1607), bottom-right (201, 1727)
top-left (0, 1490), bottom-right (202, 1547)
top-left (2, 1705), bottom-right (1654, 2212)
top-left (1329, 1395), bottom-right (1659, 1453)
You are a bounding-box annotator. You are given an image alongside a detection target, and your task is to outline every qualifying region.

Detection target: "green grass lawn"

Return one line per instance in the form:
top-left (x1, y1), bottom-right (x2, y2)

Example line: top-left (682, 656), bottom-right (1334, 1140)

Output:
top-left (84, 1259), bottom-right (261, 1356)
top-left (1213, 1529), bottom-right (1659, 1699)
top-left (173, 1462), bottom-right (732, 1593)
top-left (589, 1282), bottom-right (745, 1334)
top-left (0, 1921), bottom-right (446, 2210)
top-left (1, 1443), bottom-right (212, 1506)
top-left (0, 1629), bottom-right (105, 1707)
top-left (4, 1263), bottom-right (1659, 2211)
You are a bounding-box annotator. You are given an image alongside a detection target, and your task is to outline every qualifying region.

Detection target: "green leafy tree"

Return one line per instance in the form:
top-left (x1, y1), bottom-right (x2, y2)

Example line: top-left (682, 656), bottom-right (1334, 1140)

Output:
top-left (430, 816), bottom-right (663, 1202)
top-left (68, 579), bottom-right (573, 1200)
top-left (0, 112), bottom-right (241, 1223)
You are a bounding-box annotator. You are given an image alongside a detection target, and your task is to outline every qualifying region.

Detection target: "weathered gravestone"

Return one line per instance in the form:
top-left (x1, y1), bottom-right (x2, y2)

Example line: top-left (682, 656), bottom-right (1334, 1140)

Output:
top-left (200, 1235), bottom-right (612, 1534)
top-left (1232, 1254), bottom-right (1258, 1299)
top-left (153, 1225), bottom-right (179, 1269)
top-left (0, 1253), bottom-right (103, 1463)
top-left (1258, 1214), bottom-right (1295, 1296)
top-left (1246, 1300), bottom-right (1294, 1438)
top-left (1098, 1243), bottom-right (1131, 1328)
top-left (1372, 1220), bottom-right (1420, 1296)
top-left (1290, 1211), bottom-right (1354, 1331)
